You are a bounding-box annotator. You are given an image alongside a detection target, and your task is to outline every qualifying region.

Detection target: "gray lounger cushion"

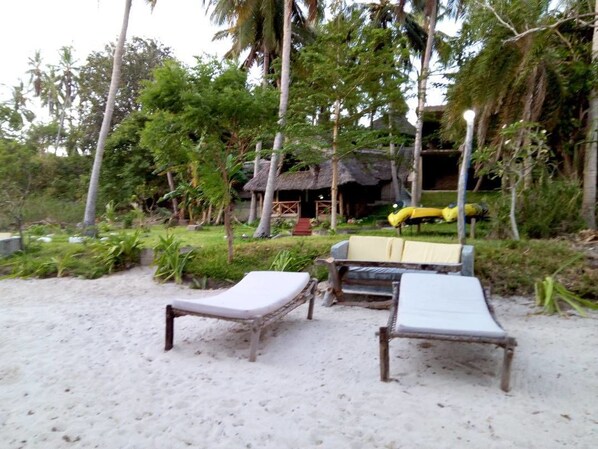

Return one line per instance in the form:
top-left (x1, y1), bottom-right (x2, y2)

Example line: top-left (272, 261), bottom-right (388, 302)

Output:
top-left (171, 271), bottom-right (310, 320)
top-left (395, 273), bottom-right (506, 338)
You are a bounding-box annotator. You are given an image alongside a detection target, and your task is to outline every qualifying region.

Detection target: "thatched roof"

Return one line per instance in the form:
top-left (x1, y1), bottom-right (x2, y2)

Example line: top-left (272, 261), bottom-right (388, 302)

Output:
top-left (371, 115), bottom-right (416, 136)
top-left (243, 150), bottom-right (411, 192)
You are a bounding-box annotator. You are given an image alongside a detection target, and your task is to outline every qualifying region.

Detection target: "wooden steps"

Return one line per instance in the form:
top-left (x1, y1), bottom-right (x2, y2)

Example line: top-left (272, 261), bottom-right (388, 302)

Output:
top-left (292, 218), bottom-right (312, 236)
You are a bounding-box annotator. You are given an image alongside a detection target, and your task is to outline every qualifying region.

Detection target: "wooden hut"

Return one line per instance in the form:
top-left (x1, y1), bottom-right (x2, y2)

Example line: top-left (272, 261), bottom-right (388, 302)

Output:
top-left (243, 150), bottom-right (410, 220)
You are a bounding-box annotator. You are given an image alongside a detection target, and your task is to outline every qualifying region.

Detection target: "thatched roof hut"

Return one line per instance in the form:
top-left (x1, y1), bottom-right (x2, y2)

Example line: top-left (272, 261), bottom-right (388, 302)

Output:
top-left (244, 150), bottom-right (411, 193)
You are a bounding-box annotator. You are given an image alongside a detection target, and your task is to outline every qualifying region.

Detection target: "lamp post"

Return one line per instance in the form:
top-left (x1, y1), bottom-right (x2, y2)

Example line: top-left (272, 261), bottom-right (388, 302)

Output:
top-left (457, 110), bottom-right (476, 244)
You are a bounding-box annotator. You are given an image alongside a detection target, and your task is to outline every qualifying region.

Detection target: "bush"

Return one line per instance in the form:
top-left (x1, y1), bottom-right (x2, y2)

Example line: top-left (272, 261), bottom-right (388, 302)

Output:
top-left (153, 233), bottom-right (196, 284)
top-left (92, 231), bottom-right (142, 273)
top-left (487, 179), bottom-right (584, 239)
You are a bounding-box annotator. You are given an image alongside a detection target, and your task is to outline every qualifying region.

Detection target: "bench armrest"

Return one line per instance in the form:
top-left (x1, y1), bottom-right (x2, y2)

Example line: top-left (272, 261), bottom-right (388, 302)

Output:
top-left (331, 240), bottom-right (349, 259)
top-left (461, 245), bottom-right (475, 276)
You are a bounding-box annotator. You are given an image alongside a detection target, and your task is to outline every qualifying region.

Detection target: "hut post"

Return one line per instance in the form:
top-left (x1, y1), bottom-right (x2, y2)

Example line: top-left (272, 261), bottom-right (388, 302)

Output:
top-left (339, 191), bottom-right (344, 220)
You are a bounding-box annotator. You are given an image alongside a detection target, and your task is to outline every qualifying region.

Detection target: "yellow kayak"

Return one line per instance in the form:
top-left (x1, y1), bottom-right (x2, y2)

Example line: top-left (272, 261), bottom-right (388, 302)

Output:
top-left (388, 207), bottom-right (415, 227)
top-left (388, 207), bottom-right (444, 227)
top-left (442, 203), bottom-right (484, 222)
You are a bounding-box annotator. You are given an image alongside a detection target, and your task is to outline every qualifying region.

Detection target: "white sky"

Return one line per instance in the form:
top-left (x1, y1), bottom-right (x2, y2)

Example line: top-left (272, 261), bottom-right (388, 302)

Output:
top-left (0, 0), bottom-right (229, 97)
top-left (0, 0), bottom-right (458, 124)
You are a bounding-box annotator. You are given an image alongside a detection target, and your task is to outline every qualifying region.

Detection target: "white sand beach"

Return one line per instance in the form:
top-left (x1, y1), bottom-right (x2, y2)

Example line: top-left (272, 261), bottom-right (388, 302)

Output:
top-left (1, 268), bottom-right (597, 449)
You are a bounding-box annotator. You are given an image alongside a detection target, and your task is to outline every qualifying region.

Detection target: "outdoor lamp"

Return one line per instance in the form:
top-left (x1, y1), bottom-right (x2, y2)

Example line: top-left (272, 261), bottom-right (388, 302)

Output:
top-left (463, 109), bottom-right (476, 124)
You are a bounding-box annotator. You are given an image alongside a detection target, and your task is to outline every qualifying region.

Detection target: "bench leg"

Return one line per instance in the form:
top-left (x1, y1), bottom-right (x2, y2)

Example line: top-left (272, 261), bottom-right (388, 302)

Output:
top-left (379, 327), bottom-right (390, 382)
top-left (307, 291), bottom-right (315, 320)
top-left (249, 321), bottom-right (262, 362)
top-left (501, 343), bottom-right (515, 392)
top-left (165, 305), bottom-right (174, 351)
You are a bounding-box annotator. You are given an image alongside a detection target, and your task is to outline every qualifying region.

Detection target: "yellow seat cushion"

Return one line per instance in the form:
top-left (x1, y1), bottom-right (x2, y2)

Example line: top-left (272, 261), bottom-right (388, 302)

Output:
top-left (0, 232), bottom-right (12, 239)
top-left (347, 236), bottom-right (391, 261)
top-left (388, 238), bottom-right (405, 262)
top-left (401, 241), bottom-right (462, 264)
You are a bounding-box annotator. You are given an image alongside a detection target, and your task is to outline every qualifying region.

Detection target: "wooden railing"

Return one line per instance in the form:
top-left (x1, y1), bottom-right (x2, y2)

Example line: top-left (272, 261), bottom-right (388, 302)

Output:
top-left (315, 200), bottom-right (339, 217)
top-left (272, 201), bottom-right (300, 217)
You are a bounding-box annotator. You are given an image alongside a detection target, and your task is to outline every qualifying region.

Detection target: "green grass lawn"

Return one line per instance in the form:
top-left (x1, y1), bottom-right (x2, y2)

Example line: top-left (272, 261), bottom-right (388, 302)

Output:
top-left (1, 221), bottom-right (596, 300)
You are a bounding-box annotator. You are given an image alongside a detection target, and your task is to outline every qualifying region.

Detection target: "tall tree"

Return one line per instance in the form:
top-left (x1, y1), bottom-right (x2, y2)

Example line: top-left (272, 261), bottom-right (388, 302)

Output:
top-left (141, 59), bottom-right (277, 261)
top-left (206, 0), bottom-right (319, 225)
top-left (252, 0), bottom-right (318, 237)
top-left (444, 0), bottom-right (595, 193)
top-left (253, 0), bottom-right (293, 237)
top-left (410, 0), bottom-right (438, 206)
top-left (583, 0), bottom-right (597, 229)
top-left (83, 0), bottom-right (157, 233)
top-left (288, 4), bottom-right (406, 230)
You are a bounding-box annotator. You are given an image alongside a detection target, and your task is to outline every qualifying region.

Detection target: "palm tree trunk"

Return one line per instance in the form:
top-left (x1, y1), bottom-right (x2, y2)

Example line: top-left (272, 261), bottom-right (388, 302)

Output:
top-left (388, 111), bottom-right (401, 202)
top-left (253, 0), bottom-right (292, 238)
top-left (83, 0), bottom-right (132, 234)
top-left (411, 1), bottom-right (437, 207)
top-left (583, 0), bottom-right (598, 229)
top-left (331, 99), bottom-right (341, 231)
top-left (248, 49), bottom-right (270, 225)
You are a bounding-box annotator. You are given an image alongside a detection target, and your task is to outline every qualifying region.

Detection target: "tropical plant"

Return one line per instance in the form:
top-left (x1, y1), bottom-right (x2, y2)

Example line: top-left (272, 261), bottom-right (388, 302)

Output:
top-left (269, 248), bottom-right (312, 271)
top-left (92, 231), bottom-right (142, 273)
top-left (473, 121), bottom-right (550, 240)
top-left (535, 255), bottom-right (598, 316)
top-left (153, 233), bottom-right (196, 284)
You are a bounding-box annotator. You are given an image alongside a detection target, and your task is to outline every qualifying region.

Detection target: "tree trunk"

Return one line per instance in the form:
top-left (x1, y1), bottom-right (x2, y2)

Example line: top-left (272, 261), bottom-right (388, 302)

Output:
top-left (83, 0), bottom-right (132, 234)
top-left (224, 204), bottom-right (234, 263)
top-left (509, 176), bottom-right (520, 241)
top-left (583, 0), bottom-right (598, 229)
top-left (166, 171), bottom-right (178, 216)
top-left (253, 0), bottom-right (292, 238)
top-left (331, 99), bottom-right (341, 231)
top-left (248, 49), bottom-right (270, 225)
top-left (410, 1), bottom-right (437, 207)
top-left (389, 112), bottom-right (401, 202)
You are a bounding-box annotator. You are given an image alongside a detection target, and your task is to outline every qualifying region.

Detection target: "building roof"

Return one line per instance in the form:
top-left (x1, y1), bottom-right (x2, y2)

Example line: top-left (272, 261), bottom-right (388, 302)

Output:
top-left (243, 149), bottom-right (411, 192)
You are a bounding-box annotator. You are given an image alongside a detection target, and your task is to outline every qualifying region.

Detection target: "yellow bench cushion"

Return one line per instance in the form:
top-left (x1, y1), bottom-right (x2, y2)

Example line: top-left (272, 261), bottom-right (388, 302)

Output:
top-left (347, 236), bottom-right (391, 261)
top-left (388, 238), bottom-right (405, 262)
top-left (401, 241), bottom-right (462, 264)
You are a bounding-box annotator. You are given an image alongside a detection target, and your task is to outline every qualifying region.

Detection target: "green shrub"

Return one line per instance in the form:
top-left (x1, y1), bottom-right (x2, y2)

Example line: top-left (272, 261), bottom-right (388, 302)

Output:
top-left (487, 179), bottom-right (584, 239)
top-left (518, 179), bottom-right (584, 238)
top-left (92, 231), bottom-right (142, 273)
top-left (153, 233), bottom-right (196, 284)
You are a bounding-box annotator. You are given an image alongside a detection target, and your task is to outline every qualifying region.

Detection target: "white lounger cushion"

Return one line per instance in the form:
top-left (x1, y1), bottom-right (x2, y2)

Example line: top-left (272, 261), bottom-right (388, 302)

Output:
top-left (171, 271), bottom-right (310, 320)
top-left (396, 273), bottom-right (506, 338)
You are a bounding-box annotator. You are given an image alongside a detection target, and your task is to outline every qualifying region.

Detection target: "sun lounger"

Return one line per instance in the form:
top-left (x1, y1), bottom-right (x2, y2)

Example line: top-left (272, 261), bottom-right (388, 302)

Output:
top-left (165, 271), bottom-right (317, 361)
top-left (378, 273), bottom-right (517, 391)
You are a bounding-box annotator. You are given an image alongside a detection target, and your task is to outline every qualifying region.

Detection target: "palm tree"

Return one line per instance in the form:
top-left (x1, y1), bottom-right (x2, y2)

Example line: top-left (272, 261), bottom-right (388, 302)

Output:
top-left (253, 0), bottom-right (295, 237)
top-left (243, 0), bottom-right (317, 238)
top-left (443, 0), bottom-right (592, 193)
top-left (366, 0), bottom-right (426, 203)
top-left (83, 0), bottom-right (157, 233)
top-left (206, 0), bottom-right (318, 226)
top-left (54, 46), bottom-right (79, 154)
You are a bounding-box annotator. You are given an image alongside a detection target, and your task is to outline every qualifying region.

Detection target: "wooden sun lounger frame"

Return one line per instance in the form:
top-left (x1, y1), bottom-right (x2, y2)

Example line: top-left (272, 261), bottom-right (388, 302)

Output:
top-left (378, 282), bottom-right (517, 392)
top-left (165, 278), bottom-right (318, 362)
